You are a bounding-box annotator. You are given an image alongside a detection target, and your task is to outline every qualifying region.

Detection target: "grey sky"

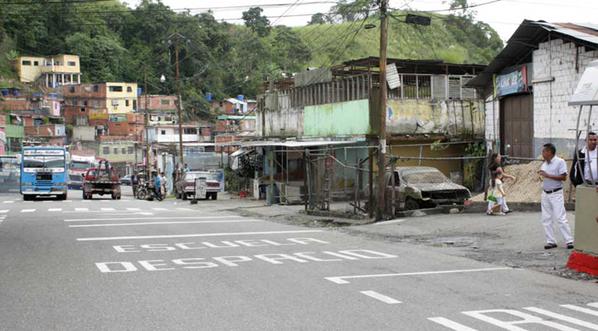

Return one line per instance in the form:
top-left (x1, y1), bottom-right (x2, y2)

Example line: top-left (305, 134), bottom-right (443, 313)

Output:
top-left (127, 0), bottom-right (598, 41)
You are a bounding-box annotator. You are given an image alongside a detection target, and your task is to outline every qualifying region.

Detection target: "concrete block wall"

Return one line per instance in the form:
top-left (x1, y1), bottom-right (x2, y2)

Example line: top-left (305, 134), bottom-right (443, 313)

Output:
top-left (532, 39), bottom-right (598, 157)
top-left (484, 97), bottom-right (499, 143)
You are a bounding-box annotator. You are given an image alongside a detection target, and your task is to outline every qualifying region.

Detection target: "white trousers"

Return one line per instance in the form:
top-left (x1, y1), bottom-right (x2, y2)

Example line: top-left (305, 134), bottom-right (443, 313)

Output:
top-left (541, 191), bottom-right (573, 244)
top-left (487, 197), bottom-right (509, 212)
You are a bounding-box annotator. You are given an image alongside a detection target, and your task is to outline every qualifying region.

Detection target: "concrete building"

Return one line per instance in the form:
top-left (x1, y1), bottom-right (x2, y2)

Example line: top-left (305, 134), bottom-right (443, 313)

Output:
top-left (105, 83), bottom-right (138, 114)
top-left (251, 57), bottom-right (486, 203)
top-left (147, 124), bottom-right (201, 144)
top-left (63, 82), bottom-right (138, 123)
top-left (467, 20), bottom-right (598, 158)
top-left (16, 55), bottom-right (81, 88)
top-left (138, 95), bottom-right (178, 125)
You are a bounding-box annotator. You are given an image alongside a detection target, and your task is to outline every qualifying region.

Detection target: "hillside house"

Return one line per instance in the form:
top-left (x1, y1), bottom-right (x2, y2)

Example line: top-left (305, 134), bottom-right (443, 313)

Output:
top-left (16, 55), bottom-right (81, 88)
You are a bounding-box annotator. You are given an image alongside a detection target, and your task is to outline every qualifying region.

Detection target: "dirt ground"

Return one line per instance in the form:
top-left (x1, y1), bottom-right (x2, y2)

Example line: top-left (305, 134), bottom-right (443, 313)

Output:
top-left (471, 161), bottom-right (576, 203)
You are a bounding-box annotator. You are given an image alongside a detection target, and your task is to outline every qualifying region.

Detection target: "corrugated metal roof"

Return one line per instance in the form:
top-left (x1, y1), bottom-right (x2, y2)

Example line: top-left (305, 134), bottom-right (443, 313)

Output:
top-left (466, 20), bottom-right (598, 89)
top-left (240, 140), bottom-right (364, 148)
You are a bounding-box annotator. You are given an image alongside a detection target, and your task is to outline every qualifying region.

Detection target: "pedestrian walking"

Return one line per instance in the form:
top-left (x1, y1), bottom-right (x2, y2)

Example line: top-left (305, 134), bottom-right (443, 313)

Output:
top-left (153, 171), bottom-right (162, 201)
top-left (570, 131), bottom-right (598, 191)
top-left (538, 143), bottom-right (574, 250)
top-left (487, 170), bottom-right (507, 216)
top-left (487, 153), bottom-right (516, 214)
top-left (131, 173), bottom-right (138, 197)
top-left (160, 172), bottom-right (168, 197)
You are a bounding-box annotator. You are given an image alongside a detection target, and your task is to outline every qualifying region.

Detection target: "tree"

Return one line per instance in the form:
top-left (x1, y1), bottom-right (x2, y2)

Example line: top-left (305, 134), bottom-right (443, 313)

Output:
top-left (272, 26), bottom-right (311, 73)
top-left (449, 0), bottom-right (475, 19)
top-left (308, 13), bottom-right (327, 25)
top-left (242, 7), bottom-right (271, 37)
top-left (331, 0), bottom-right (374, 22)
top-left (65, 32), bottom-right (127, 82)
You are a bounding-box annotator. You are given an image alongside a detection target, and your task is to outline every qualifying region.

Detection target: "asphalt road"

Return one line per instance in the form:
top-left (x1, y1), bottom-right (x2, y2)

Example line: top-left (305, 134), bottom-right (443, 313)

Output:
top-left (1, 190), bottom-right (597, 330)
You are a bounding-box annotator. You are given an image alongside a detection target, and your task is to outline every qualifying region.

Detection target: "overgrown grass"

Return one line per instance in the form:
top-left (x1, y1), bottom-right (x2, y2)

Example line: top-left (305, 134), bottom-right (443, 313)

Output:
top-left (295, 11), bottom-right (501, 66)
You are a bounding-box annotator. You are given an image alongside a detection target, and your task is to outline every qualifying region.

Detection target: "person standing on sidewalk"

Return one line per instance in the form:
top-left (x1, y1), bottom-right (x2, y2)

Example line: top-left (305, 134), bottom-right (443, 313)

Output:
top-left (487, 153), bottom-right (516, 214)
top-left (538, 143), bottom-right (574, 250)
top-left (570, 131), bottom-right (598, 190)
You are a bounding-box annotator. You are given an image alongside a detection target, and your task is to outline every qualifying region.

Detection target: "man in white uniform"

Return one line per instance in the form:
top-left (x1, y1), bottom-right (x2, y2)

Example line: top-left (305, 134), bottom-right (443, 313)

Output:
top-left (539, 143), bottom-right (574, 250)
top-left (570, 131), bottom-right (598, 189)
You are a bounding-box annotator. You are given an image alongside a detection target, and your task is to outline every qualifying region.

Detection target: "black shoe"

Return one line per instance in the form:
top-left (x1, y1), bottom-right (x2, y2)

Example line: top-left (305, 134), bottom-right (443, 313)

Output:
top-left (544, 243), bottom-right (557, 250)
top-left (567, 243), bottom-right (574, 249)
top-left (504, 210), bottom-right (512, 214)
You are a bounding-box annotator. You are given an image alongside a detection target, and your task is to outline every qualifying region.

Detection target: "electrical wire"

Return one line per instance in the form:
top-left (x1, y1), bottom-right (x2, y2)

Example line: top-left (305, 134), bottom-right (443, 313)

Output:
top-left (271, 0), bottom-right (303, 26)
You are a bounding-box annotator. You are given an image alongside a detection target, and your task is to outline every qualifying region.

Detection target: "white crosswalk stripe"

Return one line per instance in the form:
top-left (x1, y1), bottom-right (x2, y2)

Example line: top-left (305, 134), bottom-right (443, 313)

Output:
top-left (75, 208), bottom-right (89, 212)
top-left (21, 209), bottom-right (35, 213)
top-left (152, 208), bottom-right (168, 211)
top-left (126, 208), bottom-right (141, 211)
top-left (3, 201), bottom-right (14, 204)
top-left (48, 208), bottom-right (62, 212)
top-left (176, 208), bottom-right (193, 211)
top-left (0, 210), bottom-right (8, 213)
top-left (101, 208), bottom-right (116, 211)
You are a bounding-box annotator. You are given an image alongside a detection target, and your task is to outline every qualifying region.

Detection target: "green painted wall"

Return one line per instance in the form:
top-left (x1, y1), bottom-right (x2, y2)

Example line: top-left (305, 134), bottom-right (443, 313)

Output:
top-left (5, 124), bottom-right (24, 138)
top-left (304, 99), bottom-right (370, 137)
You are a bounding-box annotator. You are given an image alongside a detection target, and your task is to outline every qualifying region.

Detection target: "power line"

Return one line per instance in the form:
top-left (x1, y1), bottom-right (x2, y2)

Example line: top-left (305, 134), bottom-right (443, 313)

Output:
top-left (271, 0), bottom-right (303, 26)
top-left (390, 0), bottom-right (503, 13)
top-left (0, 0), bottom-right (112, 4)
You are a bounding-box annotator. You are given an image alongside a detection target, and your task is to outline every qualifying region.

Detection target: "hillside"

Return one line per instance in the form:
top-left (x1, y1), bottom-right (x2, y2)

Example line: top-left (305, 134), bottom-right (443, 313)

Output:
top-left (0, 1), bottom-right (502, 118)
top-left (297, 11), bottom-right (502, 66)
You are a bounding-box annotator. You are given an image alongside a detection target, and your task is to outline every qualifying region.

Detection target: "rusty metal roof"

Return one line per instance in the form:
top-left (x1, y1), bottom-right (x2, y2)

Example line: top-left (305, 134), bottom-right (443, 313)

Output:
top-left (335, 56), bottom-right (486, 75)
top-left (466, 20), bottom-right (598, 89)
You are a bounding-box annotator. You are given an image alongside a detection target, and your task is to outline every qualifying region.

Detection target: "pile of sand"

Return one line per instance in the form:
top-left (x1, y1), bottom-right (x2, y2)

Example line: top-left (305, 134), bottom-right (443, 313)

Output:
top-left (471, 161), bottom-right (575, 203)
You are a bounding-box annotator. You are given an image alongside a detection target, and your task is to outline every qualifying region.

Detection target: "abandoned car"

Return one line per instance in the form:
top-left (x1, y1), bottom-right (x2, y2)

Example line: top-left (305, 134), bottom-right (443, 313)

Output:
top-left (386, 166), bottom-right (471, 210)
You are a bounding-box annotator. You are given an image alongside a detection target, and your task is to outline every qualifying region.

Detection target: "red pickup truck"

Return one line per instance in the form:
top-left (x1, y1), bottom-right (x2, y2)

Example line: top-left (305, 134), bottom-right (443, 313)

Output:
top-left (82, 160), bottom-right (121, 200)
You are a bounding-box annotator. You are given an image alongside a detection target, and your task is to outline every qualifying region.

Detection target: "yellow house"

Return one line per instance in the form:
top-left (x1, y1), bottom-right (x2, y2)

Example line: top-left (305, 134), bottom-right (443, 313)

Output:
top-left (105, 82), bottom-right (138, 114)
top-left (16, 54), bottom-right (81, 87)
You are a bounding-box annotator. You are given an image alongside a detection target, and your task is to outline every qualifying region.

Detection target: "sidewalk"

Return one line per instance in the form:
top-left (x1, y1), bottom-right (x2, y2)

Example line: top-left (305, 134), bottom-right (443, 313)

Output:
top-left (224, 196), bottom-right (596, 281)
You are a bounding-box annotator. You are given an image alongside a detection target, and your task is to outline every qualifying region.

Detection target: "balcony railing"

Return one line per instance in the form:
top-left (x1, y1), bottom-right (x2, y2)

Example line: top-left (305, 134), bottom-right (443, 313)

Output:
top-left (266, 73), bottom-right (478, 110)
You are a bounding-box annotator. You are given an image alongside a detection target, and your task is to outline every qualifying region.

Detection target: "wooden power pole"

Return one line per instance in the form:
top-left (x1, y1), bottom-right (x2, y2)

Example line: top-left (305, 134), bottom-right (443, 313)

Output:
top-left (144, 70), bottom-right (150, 179)
top-left (175, 37), bottom-right (184, 169)
top-left (376, 0), bottom-right (389, 221)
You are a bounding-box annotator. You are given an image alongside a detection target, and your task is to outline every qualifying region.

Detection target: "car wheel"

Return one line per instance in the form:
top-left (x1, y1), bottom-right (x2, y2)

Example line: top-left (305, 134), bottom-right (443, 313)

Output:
top-left (404, 198), bottom-right (420, 210)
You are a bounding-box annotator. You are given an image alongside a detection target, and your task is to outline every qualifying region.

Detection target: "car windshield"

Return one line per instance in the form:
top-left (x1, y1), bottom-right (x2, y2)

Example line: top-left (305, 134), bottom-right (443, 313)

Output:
top-left (71, 161), bottom-right (91, 170)
top-left (402, 169), bottom-right (449, 184)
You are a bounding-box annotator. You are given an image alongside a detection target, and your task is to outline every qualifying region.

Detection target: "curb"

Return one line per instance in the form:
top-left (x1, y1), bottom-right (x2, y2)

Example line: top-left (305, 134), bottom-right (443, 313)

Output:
top-left (465, 201), bottom-right (575, 213)
top-left (567, 251), bottom-right (598, 276)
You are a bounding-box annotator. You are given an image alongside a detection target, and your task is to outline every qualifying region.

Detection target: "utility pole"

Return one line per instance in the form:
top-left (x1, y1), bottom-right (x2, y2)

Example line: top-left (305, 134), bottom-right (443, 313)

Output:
top-left (168, 32), bottom-right (186, 169)
top-left (376, 0), bottom-right (389, 221)
top-left (144, 70), bottom-right (150, 180)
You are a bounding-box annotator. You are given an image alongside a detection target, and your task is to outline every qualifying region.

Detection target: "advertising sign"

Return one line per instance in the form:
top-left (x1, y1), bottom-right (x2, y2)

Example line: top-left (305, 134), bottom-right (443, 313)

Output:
top-left (495, 65), bottom-right (528, 97)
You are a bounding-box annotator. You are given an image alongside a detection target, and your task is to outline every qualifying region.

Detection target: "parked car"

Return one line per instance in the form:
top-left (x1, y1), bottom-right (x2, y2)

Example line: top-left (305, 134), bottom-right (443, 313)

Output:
top-left (175, 171), bottom-right (220, 200)
top-left (119, 175), bottom-right (132, 186)
top-left (386, 166), bottom-right (471, 210)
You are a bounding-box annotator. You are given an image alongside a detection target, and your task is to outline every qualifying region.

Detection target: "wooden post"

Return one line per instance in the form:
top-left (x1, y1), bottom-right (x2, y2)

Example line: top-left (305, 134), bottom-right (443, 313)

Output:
top-left (376, 0), bottom-right (389, 221)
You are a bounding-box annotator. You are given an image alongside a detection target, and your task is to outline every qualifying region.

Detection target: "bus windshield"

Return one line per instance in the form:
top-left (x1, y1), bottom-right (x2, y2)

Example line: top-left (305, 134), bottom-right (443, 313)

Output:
top-left (23, 156), bottom-right (65, 169)
top-left (71, 161), bottom-right (91, 170)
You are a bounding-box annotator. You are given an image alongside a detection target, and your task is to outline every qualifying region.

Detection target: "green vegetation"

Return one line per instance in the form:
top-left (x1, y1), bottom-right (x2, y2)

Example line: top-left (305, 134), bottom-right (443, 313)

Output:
top-left (0, 0), bottom-right (502, 121)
